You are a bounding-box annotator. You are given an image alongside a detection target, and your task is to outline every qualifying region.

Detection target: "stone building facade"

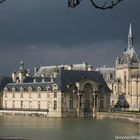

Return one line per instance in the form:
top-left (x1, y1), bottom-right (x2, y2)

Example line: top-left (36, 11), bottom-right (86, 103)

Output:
top-left (2, 63), bottom-right (111, 117)
top-left (0, 76), bottom-right (12, 109)
top-left (97, 23), bottom-right (140, 111)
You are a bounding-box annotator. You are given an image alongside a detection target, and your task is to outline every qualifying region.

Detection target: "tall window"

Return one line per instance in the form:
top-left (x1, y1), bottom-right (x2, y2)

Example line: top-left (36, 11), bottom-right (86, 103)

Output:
top-left (21, 101), bottom-right (23, 109)
top-left (83, 83), bottom-right (93, 98)
top-left (38, 93), bottom-right (41, 98)
top-left (5, 100), bottom-right (7, 109)
top-left (100, 96), bottom-right (104, 109)
top-left (12, 101), bottom-right (15, 109)
top-left (124, 72), bottom-right (127, 90)
top-left (53, 100), bottom-right (57, 110)
top-left (5, 92), bottom-right (7, 98)
top-left (29, 101), bottom-right (32, 110)
top-left (47, 93), bottom-right (50, 98)
top-left (37, 87), bottom-right (41, 98)
top-left (28, 87), bottom-right (32, 98)
top-left (70, 92), bottom-right (73, 98)
top-left (12, 88), bottom-right (15, 98)
top-left (54, 92), bottom-right (57, 98)
top-left (13, 92), bottom-right (15, 98)
top-left (69, 100), bottom-right (73, 109)
top-left (20, 87), bottom-right (24, 98)
top-left (38, 101), bottom-right (40, 110)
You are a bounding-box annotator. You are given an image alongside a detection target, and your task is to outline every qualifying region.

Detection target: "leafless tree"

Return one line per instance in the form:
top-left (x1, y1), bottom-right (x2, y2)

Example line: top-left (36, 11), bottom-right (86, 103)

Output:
top-left (68, 0), bottom-right (123, 10)
top-left (0, 0), bottom-right (6, 4)
top-left (0, 0), bottom-right (123, 10)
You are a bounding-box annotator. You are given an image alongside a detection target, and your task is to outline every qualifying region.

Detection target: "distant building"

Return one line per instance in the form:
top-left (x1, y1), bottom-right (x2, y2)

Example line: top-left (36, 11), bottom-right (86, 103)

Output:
top-left (0, 76), bottom-right (13, 109)
top-left (97, 22), bottom-right (140, 111)
top-left (2, 62), bottom-right (110, 117)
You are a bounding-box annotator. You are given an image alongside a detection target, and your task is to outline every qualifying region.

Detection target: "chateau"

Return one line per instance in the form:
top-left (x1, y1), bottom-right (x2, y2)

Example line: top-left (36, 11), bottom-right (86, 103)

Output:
top-left (0, 22), bottom-right (140, 117)
top-left (0, 63), bottom-right (110, 117)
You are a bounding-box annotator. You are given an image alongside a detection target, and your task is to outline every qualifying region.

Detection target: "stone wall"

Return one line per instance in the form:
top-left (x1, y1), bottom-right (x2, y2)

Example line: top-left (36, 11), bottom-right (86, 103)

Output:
top-left (0, 110), bottom-right (48, 117)
top-left (96, 112), bottom-right (140, 123)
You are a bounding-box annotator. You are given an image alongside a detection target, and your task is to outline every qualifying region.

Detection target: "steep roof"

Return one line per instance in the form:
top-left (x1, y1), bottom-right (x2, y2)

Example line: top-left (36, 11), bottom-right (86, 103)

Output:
top-left (120, 22), bottom-right (140, 65)
top-left (120, 47), bottom-right (140, 65)
top-left (0, 76), bottom-right (13, 92)
top-left (4, 68), bottom-right (111, 94)
top-left (59, 68), bottom-right (111, 93)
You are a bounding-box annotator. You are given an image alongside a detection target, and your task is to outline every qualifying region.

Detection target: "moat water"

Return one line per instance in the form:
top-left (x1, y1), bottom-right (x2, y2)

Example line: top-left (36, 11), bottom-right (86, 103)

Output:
top-left (0, 116), bottom-right (139, 140)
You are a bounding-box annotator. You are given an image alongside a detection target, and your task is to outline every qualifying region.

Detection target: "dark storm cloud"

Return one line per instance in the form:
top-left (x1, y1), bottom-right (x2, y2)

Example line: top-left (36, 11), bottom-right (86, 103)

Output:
top-left (0, 0), bottom-right (140, 47)
top-left (0, 0), bottom-right (140, 75)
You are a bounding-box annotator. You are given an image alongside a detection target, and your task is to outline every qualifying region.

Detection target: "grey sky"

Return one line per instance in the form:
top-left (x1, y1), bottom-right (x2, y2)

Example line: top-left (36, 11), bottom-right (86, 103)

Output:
top-left (0, 0), bottom-right (140, 75)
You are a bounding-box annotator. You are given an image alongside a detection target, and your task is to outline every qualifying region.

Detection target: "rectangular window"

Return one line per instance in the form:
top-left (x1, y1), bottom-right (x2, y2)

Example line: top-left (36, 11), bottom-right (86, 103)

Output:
top-left (21, 101), bottom-right (23, 109)
top-left (38, 92), bottom-right (41, 98)
top-left (13, 92), bottom-right (15, 98)
top-left (20, 92), bottom-right (23, 98)
top-left (69, 100), bottom-right (73, 109)
top-left (53, 100), bottom-right (57, 110)
top-left (5, 92), bottom-right (7, 98)
top-left (29, 92), bottom-right (32, 98)
top-left (70, 93), bottom-right (73, 98)
top-left (5, 100), bottom-right (7, 109)
top-left (47, 93), bottom-right (50, 98)
top-left (12, 101), bottom-right (15, 109)
top-left (54, 92), bottom-right (57, 98)
top-left (38, 101), bottom-right (40, 110)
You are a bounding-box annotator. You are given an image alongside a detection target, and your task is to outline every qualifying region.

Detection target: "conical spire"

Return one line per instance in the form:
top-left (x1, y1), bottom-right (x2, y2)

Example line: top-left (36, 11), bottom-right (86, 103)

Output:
top-left (128, 22), bottom-right (132, 37)
top-left (128, 22), bottom-right (133, 49)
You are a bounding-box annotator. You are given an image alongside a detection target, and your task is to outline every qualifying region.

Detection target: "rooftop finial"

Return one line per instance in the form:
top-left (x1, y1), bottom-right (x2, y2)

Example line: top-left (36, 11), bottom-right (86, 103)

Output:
top-left (20, 60), bottom-right (24, 70)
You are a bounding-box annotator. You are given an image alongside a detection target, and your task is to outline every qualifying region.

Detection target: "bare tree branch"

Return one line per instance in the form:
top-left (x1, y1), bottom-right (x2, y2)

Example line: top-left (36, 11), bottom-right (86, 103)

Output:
top-left (0, 0), bottom-right (6, 4)
top-left (68, 0), bottom-right (123, 10)
top-left (68, 0), bottom-right (81, 8)
top-left (89, 0), bottom-right (123, 10)
top-left (0, 0), bottom-right (123, 10)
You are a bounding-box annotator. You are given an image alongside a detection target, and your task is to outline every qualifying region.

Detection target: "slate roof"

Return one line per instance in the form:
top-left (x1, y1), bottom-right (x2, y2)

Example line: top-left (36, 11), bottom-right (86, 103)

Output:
top-left (0, 76), bottom-right (13, 92)
top-left (4, 68), bottom-right (111, 94)
top-left (6, 82), bottom-right (54, 92)
top-left (120, 47), bottom-right (140, 65)
top-left (59, 68), bottom-right (111, 93)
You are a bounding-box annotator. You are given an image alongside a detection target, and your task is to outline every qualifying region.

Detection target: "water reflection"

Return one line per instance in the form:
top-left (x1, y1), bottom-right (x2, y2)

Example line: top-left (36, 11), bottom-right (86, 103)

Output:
top-left (0, 116), bottom-right (138, 140)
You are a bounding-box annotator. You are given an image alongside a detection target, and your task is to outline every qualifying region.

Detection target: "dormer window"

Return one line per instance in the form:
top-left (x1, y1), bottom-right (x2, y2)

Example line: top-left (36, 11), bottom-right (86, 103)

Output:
top-left (46, 86), bottom-right (51, 92)
top-left (28, 87), bottom-right (32, 92)
top-left (20, 87), bottom-right (24, 92)
top-left (37, 87), bottom-right (42, 92)
top-left (12, 87), bottom-right (16, 92)
top-left (4, 87), bottom-right (8, 92)
top-left (52, 84), bottom-right (58, 91)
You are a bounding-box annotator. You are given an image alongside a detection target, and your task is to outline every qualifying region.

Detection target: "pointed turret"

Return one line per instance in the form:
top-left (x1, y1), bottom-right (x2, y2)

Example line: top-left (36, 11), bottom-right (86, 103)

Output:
top-left (118, 22), bottom-right (140, 65)
top-left (128, 22), bottom-right (133, 49)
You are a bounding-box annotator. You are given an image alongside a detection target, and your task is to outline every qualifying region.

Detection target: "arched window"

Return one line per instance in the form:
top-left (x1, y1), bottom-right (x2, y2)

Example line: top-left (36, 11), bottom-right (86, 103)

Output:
top-left (83, 83), bottom-right (93, 98)
top-left (124, 71), bottom-right (127, 90)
